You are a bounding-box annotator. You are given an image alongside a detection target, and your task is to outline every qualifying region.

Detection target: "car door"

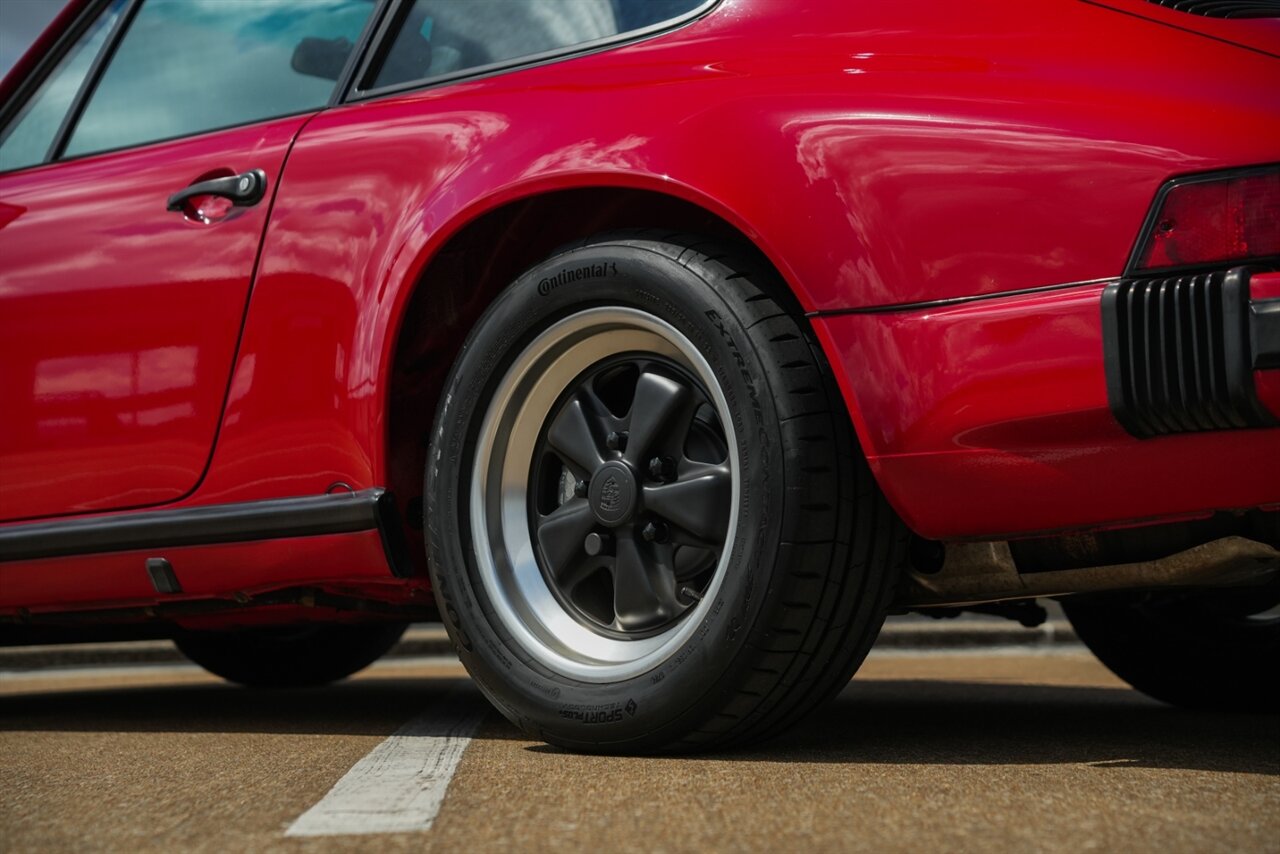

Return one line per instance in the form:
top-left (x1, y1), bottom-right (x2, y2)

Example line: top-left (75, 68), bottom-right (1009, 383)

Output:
top-left (0, 0), bottom-right (378, 522)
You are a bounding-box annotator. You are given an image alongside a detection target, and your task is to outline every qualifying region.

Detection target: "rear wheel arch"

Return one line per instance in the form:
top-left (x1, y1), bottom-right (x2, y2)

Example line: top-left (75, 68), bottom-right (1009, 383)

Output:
top-left (381, 186), bottom-right (884, 576)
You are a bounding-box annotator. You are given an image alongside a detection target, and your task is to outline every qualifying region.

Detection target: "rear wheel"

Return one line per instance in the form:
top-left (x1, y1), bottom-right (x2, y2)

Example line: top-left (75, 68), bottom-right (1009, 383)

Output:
top-left (426, 231), bottom-right (909, 752)
top-left (1062, 586), bottom-right (1280, 712)
top-left (174, 623), bottom-right (407, 687)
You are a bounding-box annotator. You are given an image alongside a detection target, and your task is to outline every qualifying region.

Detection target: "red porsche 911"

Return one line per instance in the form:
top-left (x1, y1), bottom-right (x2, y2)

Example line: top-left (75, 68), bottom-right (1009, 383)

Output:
top-left (1, 0), bottom-right (1277, 752)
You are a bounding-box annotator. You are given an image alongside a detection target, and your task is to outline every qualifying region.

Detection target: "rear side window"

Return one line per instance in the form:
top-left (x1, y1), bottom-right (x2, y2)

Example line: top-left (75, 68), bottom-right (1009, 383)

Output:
top-left (63, 0), bottom-right (376, 158)
top-left (0, 0), bottom-right (126, 173)
top-left (370, 0), bottom-right (709, 91)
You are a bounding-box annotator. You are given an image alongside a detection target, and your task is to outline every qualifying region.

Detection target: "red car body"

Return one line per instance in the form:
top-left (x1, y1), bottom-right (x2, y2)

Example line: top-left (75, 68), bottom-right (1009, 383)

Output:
top-left (1, 0), bottom-right (1278, 633)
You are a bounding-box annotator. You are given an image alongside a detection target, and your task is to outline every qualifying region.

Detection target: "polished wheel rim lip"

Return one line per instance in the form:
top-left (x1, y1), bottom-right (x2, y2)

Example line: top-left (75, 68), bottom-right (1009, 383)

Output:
top-left (470, 307), bottom-right (740, 683)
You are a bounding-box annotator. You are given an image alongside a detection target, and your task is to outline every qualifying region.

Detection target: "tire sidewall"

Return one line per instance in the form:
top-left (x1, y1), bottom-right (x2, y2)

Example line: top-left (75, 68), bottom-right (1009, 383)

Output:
top-left (427, 241), bottom-right (787, 749)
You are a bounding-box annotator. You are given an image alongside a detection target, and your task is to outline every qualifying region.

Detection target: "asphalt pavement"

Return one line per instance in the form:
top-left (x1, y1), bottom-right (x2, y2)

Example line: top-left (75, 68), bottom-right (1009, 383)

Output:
top-left (2, 645), bottom-right (1276, 853)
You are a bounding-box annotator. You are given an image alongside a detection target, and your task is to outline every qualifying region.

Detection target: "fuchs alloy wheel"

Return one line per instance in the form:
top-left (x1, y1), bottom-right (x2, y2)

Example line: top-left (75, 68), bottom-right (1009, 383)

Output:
top-left (426, 231), bottom-right (908, 753)
top-left (472, 309), bottom-right (738, 683)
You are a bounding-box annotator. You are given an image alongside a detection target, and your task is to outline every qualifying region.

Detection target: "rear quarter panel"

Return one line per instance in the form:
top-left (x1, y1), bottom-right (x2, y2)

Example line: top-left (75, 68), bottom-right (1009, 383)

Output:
top-left (183, 0), bottom-right (1280, 534)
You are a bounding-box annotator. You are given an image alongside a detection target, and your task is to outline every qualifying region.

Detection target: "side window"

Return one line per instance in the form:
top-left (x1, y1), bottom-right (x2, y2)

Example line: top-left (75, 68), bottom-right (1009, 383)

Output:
top-left (0, 0), bottom-right (127, 173)
top-left (370, 0), bottom-right (708, 91)
top-left (63, 0), bottom-right (376, 158)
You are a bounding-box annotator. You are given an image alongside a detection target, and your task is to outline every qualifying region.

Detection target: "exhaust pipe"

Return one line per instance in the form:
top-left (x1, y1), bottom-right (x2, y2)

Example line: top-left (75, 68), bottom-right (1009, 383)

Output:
top-left (898, 536), bottom-right (1280, 608)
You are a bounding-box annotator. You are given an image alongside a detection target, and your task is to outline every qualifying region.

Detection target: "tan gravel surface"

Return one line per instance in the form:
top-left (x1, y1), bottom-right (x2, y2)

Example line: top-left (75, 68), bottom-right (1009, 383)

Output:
top-left (1, 651), bottom-right (1276, 853)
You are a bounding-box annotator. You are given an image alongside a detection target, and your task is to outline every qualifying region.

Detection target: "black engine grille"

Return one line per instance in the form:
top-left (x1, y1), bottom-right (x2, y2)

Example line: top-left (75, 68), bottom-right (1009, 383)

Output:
top-left (1143, 1), bottom-right (1280, 18)
top-left (1101, 269), bottom-right (1277, 438)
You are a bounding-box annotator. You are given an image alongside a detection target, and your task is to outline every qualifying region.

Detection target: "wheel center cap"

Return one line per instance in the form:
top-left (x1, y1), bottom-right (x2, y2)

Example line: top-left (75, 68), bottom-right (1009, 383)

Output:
top-left (588, 461), bottom-right (638, 527)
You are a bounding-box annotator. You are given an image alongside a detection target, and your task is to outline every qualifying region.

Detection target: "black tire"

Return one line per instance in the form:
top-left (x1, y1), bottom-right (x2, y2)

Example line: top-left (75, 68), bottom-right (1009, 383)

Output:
top-left (1062, 587), bottom-right (1280, 713)
top-left (426, 231), bottom-right (908, 753)
top-left (174, 623), bottom-right (407, 687)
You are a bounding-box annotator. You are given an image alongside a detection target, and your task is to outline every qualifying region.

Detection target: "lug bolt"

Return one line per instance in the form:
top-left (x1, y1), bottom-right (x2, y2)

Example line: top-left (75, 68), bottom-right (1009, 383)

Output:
top-left (573, 479), bottom-right (588, 498)
top-left (584, 532), bottom-right (613, 556)
top-left (641, 520), bottom-right (668, 543)
top-left (605, 431), bottom-right (628, 452)
top-left (647, 456), bottom-right (676, 482)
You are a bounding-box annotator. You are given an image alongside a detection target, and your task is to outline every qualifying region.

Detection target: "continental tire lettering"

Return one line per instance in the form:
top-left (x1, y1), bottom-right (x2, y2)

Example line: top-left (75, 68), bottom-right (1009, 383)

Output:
top-left (529, 679), bottom-right (562, 699)
top-left (705, 309), bottom-right (758, 418)
top-left (537, 262), bottom-right (618, 295)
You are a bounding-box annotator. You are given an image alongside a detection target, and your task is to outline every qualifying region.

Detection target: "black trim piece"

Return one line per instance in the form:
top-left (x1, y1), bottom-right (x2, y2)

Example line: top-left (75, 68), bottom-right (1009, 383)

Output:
top-left (1077, 0), bottom-right (1280, 59)
top-left (807, 277), bottom-right (1118, 318)
top-left (329, 0), bottom-right (394, 107)
top-left (1253, 298), bottom-right (1280, 370)
top-left (48, 0), bottom-right (141, 162)
top-left (145, 557), bottom-right (182, 594)
top-left (345, 0), bottom-right (723, 104)
top-left (348, 0), bottom-right (410, 95)
top-left (0, 0), bottom-right (104, 159)
top-left (0, 489), bottom-right (389, 563)
top-left (165, 168), bottom-right (267, 212)
top-left (1124, 162), bottom-right (1280, 278)
top-left (372, 490), bottom-right (415, 579)
top-left (1101, 265), bottom-right (1279, 438)
top-left (1141, 0), bottom-right (1280, 19)
top-left (4, 0), bottom-right (385, 174)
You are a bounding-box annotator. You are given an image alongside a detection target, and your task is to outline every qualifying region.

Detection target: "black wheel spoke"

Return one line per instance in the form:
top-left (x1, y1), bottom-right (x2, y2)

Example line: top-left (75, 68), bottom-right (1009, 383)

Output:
top-left (623, 370), bottom-right (693, 466)
top-left (532, 352), bottom-right (729, 637)
top-left (559, 557), bottom-right (605, 594)
top-left (642, 462), bottom-right (731, 543)
top-left (612, 531), bottom-right (682, 631)
top-left (547, 394), bottom-right (606, 475)
top-left (535, 498), bottom-right (596, 582)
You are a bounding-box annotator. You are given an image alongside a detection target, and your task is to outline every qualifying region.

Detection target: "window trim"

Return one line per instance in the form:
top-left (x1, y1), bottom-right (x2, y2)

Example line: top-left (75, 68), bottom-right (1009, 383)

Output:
top-left (0, 0), bottom-right (720, 177)
top-left (0, 0), bottom-right (118, 170)
top-left (48, 0), bottom-right (142, 162)
top-left (341, 0), bottom-right (724, 104)
top-left (0, 0), bottom-right (392, 176)
top-left (328, 0), bottom-right (397, 107)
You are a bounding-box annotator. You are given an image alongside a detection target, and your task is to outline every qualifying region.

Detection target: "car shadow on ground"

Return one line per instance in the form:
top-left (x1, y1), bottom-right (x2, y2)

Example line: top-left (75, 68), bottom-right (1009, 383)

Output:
top-left (0, 677), bottom-right (502, 739)
top-left (530, 679), bottom-right (1280, 776)
top-left (746, 679), bottom-right (1278, 775)
top-left (2, 674), bottom-right (1275, 776)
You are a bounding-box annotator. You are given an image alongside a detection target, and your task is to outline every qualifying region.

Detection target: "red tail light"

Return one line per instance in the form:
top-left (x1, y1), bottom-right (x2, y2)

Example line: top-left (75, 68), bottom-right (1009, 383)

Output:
top-left (1132, 167), bottom-right (1280, 274)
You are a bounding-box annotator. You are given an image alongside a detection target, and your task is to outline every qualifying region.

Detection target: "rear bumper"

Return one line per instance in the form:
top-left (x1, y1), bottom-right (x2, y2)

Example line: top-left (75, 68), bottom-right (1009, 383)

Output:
top-left (814, 276), bottom-right (1280, 540)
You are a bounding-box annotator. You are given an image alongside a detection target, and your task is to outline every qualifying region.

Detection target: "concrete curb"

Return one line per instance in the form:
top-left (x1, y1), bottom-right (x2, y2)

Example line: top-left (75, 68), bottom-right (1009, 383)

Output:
top-left (0, 620), bottom-right (1079, 672)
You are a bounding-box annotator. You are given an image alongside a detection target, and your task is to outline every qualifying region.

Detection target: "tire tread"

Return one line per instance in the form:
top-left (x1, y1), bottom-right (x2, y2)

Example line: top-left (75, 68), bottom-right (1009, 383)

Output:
top-left (577, 231), bottom-right (909, 751)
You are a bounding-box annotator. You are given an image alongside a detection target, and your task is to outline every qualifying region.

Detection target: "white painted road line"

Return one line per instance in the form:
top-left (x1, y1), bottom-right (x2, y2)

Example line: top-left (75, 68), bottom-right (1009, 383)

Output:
top-left (285, 694), bottom-right (486, 837)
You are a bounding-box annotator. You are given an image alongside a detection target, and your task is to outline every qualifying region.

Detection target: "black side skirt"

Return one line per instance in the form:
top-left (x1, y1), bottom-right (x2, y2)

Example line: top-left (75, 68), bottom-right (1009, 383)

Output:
top-left (0, 488), bottom-right (413, 577)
